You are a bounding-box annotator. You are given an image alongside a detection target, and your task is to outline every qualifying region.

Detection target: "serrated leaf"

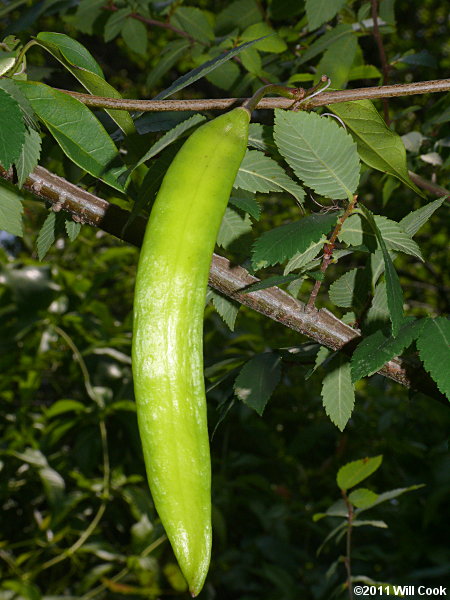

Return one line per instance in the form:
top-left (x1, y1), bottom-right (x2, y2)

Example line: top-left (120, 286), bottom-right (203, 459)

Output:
top-left (170, 7), bottom-right (215, 44)
top-left (337, 455), bottom-right (383, 490)
top-left (274, 110), bottom-right (360, 200)
top-left (229, 190), bottom-right (260, 220)
top-left (330, 100), bottom-right (423, 196)
top-left (339, 213), bottom-right (422, 259)
top-left (17, 81), bottom-right (127, 192)
top-left (359, 205), bottom-right (404, 335)
top-left (154, 38), bottom-right (267, 100)
top-left (348, 488), bottom-right (379, 509)
top-left (329, 268), bottom-right (371, 310)
top-left (35, 32), bottom-right (135, 135)
top-left (217, 207), bottom-right (252, 249)
top-left (247, 123), bottom-right (275, 152)
top-left (65, 218), bottom-right (82, 241)
top-left (209, 289), bottom-right (240, 331)
top-left (416, 318), bottom-right (450, 400)
top-left (234, 352), bottom-right (282, 416)
top-left (0, 87), bottom-right (25, 169)
top-left (122, 18), bottom-right (148, 56)
top-left (321, 353), bottom-right (355, 431)
top-left (399, 196), bottom-right (447, 237)
top-left (234, 149), bottom-right (305, 203)
top-left (36, 211), bottom-right (65, 261)
top-left (351, 318), bottom-right (425, 382)
top-left (135, 114), bottom-right (206, 170)
top-left (16, 128), bottom-right (42, 187)
top-left (0, 78), bottom-right (38, 130)
top-left (315, 33), bottom-right (358, 88)
top-left (252, 212), bottom-right (339, 269)
top-left (364, 280), bottom-right (390, 332)
top-left (0, 181), bottom-right (23, 236)
top-left (306, 0), bottom-right (347, 30)
top-left (283, 237), bottom-right (326, 275)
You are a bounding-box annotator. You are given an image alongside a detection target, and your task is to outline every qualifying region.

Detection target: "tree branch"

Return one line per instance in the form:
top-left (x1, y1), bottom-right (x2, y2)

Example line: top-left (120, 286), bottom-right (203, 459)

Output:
top-left (0, 165), bottom-right (445, 403)
top-left (58, 78), bottom-right (450, 112)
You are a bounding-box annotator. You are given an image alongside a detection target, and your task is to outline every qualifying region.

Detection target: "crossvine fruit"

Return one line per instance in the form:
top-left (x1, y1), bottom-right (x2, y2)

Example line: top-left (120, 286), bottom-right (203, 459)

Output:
top-left (132, 106), bottom-right (250, 596)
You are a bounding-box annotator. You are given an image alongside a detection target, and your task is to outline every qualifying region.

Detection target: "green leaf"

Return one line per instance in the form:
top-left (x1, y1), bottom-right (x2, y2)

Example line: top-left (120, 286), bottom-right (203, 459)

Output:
top-left (416, 317), bottom-right (450, 400)
top-left (135, 114), bottom-right (206, 170)
top-left (240, 46), bottom-right (263, 77)
top-left (348, 488), bottom-right (379, 509)
top-left (209, 289), bottom-right (240, 331)
top-left (35, 32), bottom-right (135, 135)
top-left (206, 59), bottom-right (240, 91)
top-left (46, 399), bottom-right (87, 418)
top-left (355, 485), bottom-right (425, 515)
top-left (242, 273), bottom-right (303, 293)
top-left (216, 0), bottom-right (262, 33)
top-left (0, 78), bottom-right (38, 130)
top-left (247, 123), bottom-right (275, 152)
top-left (217, 207), bottom-right (253, 249)
top-left (104, 7), bottom-right (132, 42)
top-left (251, 212), bottom-right (339, 269)
top-left (306, 0), bottom-right (347, 30)
top-left (399, 196), bottom-right (447, 237)
top-left (36, 210), bottom-right (65, 261)
top-left (16, 128), bottom-right (42, 187)
top-left (315, 33), bottom-right (358, 88)
top-left (283, 237), bottom-right (326, 275)
top-left (339, 213), bottom-right (423, 260)
top-left (337, 455), bottom-right (383, 490)
top-left (235, 150), bottom-right (305, 203)
top-left (0, 180), bottom-right (23, 236)
top-left (351, 318), bottom-right (425, 382)
top-left (321, 353), bottom-right (355, 431)
top-left (146, 40), bottom-right (191, 90)
top-left (154, 38), bottom-right (267, 100)
top-left (359, 205), bottom-right (404, 335)
top-left (229, 190), bottom-right (260, 220)
top-left (234, 352), bottom-right (282, 416)
top-left (170, 7), bottom-right (215, 44)
top-left (0, 87), bottom-right (25, 169)
top-left (328, 268), bottom-right (371, 310)
top-left (241, 22), bottom-right (287, 53)
top-left (65, 218), bottom-right (82, 242)
top-left (330, 100), bottom-right (423, 196)
top-left (364, 281), bottom-right (390, 331)
top-left (17, 81), bottom-right (127, 192)
top-left (298, 23), bottom-right (354, 64)
top-left (122, 17), bottom-right (148, 56)
top-left (74, 0), bottom-right (105, 35)
top-left (274, 110), bottom-right (360, 200)
top-left (352, 519), bottom-right (387, 528)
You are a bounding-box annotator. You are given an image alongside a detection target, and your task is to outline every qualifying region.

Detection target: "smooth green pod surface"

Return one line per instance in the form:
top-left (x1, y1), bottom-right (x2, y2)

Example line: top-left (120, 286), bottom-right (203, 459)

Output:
top-left (132, 107), bottom-right (250, 596)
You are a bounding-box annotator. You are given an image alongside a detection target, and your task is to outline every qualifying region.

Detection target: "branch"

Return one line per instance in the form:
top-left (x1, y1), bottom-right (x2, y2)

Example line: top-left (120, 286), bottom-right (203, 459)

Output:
top-left (0, 165), bottom-right (445, 404)
top-left (58, 78), bottom-right (450, 112)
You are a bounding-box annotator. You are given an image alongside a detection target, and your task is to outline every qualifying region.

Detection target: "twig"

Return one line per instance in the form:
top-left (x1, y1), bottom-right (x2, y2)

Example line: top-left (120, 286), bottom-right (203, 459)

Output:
top-left (306, 196), bottom-right (358, 311)
top-left (0, 165), bottom-right (445, 404)
top-left (342, 490), bottom-right (354, 600)
top-left (57, 78), bottom-right (450, 112)
top-left (370, 0), bottom-right (390, 123)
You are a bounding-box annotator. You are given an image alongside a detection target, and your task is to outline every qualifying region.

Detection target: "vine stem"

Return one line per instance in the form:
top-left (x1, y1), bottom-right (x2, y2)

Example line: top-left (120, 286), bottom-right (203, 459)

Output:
top-left (57, 78), bottom-right (450, 112)
top-left (306, 196), bottom-right (359, 311)
top-left (342, 490), bottom-right (355, 600)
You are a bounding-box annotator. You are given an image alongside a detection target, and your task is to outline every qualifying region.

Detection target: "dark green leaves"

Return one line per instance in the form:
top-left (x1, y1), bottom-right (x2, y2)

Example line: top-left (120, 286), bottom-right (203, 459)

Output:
top-left (252, 212), bottom-right (339, 269)
top-left (337, 456), bottom-right (383, 490)
top-left (321, 353), bottom-right (355, 431)
top-left (0, 181), bottom-right (24, 236)
top-left (274, 110), bottom-right (360, 200)
top-left (416, 318), bottom-right (450, 400)
top-left (234, 352), bottom-right (282, 415)
top-left (0, 86), bottom-right (25, 169)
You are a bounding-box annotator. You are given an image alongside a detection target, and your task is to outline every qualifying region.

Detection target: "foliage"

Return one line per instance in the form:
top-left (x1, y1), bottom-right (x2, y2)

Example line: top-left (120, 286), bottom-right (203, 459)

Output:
top-left (0, 0), bottom-right (449, 598)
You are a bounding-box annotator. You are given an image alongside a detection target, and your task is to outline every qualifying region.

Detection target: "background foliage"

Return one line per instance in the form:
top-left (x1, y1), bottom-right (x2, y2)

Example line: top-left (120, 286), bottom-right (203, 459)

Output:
top-left (0, 1), bottom-right (449, 599)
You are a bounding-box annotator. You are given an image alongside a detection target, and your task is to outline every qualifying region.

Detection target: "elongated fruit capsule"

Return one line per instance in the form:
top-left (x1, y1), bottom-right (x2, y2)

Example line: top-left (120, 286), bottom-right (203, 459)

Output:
top-left (132, 106), bottom-right (250, 596)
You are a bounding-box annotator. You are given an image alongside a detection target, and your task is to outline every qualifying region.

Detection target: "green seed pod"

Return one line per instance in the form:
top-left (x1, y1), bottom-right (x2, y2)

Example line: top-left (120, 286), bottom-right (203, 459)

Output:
top-left (132, 106), bottom-right (250, 596)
